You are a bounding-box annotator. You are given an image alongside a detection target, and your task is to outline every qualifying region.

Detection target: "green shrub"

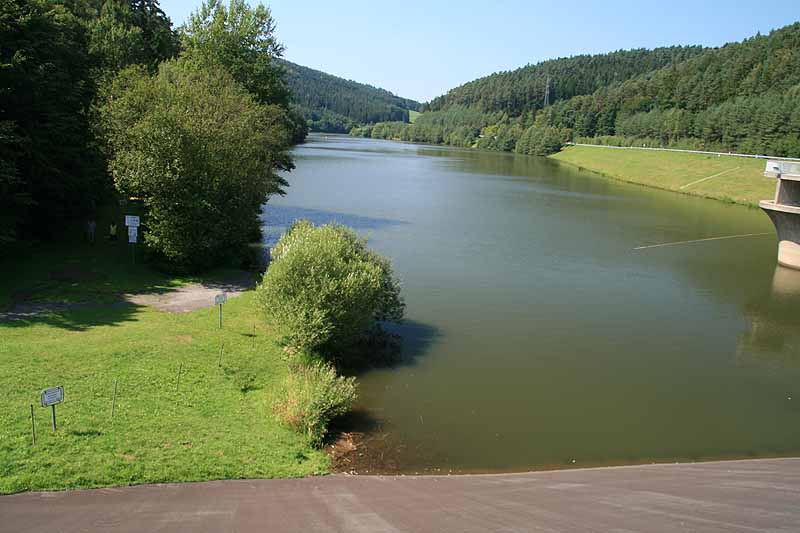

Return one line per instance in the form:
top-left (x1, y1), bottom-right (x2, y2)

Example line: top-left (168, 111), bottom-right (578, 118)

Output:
top-left (98, 58), bottom-right (290, 272)
top-left (274, 361), bottom-right (357, 445)
top-left (255, 220), bottom-right (404, 359)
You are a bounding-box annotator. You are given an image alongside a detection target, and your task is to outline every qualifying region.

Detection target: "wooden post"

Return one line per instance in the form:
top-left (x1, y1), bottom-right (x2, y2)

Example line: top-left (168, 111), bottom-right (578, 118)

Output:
top-left (111, 379), bottom-right (118, 419)
top-left (30, 405), bottom-right (36, 445)
top-left (51, 404), bottom-right (57, 431)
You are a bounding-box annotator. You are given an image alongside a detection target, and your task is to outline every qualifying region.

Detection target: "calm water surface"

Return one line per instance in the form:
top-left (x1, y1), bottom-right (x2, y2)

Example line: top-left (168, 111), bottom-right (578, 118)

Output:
top-left (264, 134), bottom-right (800, 473)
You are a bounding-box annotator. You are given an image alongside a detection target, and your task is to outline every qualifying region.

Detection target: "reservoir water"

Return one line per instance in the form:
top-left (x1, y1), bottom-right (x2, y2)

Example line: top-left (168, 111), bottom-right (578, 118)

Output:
top-left (265, 134), bottom-right (800, 473)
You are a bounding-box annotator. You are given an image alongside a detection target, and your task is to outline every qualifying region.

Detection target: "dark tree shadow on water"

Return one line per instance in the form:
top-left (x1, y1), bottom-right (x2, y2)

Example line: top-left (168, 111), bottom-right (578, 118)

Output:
top-left (337, 319), bottom-right (442, 376)
top-left (328, 408), bottom-right (384, 437)
top-left (381, 319), bottom-right (441, 369)
top-left (260, 205), bottom-right (407, 245)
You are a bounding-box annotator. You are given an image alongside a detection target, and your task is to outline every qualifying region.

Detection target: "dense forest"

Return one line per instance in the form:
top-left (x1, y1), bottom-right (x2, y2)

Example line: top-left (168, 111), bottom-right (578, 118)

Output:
top-left (0, 0), bottom-right (420, 255)
top-left (279, 59), bottom-right (420, 133)
top-left (355, 23), bottom-right (800, 158)
top-left (0, 0), bottom-right (305, 261)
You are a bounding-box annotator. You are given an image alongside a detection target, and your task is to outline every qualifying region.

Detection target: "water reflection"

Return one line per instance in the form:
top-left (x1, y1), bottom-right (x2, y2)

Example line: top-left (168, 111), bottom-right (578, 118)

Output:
top-left (740, 266), bottom-right (800, 362)
top-left (276, 134), bottom-right (800, 473)
top-left (771, 265), bottom-right (800, 297)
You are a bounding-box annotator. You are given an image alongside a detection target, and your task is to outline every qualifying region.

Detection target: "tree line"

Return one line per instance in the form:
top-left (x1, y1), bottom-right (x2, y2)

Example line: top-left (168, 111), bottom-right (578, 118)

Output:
top-left (1, 0), bottom-right (306, 266)
top-left (355, 23), bottom-right (800, 158)
top-left (279, 59), bottom-right (420, 133)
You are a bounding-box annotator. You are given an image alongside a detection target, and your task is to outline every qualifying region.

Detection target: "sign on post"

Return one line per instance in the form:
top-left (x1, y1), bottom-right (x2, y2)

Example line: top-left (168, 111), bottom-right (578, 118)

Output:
top-left (128, 226), bottom-right (138, 244)
top-left (124, 215), bottom-right (140, 227)
top-left (215, 293), bottom-right (227, 329)
top-left (41, 386), bottom-right (64, 431)
top-left (41, 386), bottom-right (64, 407)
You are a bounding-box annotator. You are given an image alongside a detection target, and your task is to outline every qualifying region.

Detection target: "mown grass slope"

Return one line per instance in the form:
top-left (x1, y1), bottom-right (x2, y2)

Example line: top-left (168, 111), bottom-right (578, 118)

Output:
top-left (0, 242), bottom-right (328, 494)
top-left (551, 146), bottom-right (776, 207)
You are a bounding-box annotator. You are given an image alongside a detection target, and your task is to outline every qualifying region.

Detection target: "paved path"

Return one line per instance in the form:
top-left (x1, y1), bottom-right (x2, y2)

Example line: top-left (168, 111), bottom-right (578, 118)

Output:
top-left (3, 459), bottom-right (799, 532)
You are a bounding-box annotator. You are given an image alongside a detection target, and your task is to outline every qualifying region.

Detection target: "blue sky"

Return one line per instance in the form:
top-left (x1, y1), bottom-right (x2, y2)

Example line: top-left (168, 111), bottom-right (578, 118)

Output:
top-left (160, 0), bottom-right (799, 103)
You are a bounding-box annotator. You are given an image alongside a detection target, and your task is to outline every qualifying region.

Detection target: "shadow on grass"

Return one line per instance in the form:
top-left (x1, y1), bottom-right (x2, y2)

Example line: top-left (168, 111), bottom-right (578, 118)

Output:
top-left (200, 276), bottom-right (258, 292)
top-left (69, 428), bottom-right (103, 437)
top-left (0, 240), bottom-right (255, 332)
top-left (0, 300), bottom-right (144, 333)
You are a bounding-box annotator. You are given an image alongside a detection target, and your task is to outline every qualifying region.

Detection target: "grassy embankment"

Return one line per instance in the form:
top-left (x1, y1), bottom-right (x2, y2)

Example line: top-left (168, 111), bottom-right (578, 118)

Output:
top-left (0, 240), bottom-right (328, 494)
top-left (408, 110), bottom-right (421, 124)
top-left (551, 145), bottom-right (777, 207)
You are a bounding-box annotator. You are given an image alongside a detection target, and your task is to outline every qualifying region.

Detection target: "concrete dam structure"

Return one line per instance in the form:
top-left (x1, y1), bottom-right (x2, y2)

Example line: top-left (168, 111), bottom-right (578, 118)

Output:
top-left (761, 160), bottom-right (800, 270)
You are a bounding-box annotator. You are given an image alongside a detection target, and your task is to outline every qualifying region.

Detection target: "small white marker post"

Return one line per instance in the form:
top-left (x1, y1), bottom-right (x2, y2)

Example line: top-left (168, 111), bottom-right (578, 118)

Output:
top-left (125, 215), bottom-right (140, 264)
top-left (41, 386), bottom-right (64, 431)
top-left (128, 227), bottom-right (138, 264)
top-left (215, 293), bottom-right (227, 329)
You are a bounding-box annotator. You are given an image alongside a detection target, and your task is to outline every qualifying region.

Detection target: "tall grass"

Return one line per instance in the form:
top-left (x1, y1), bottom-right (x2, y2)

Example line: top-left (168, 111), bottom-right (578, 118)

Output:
top-left (273, 360), bottom-right (357, 446)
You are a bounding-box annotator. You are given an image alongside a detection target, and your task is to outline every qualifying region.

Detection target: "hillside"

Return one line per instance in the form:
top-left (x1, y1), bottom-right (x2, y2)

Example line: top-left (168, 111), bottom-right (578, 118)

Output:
top-left (356, 23), bottom-right (800, 158)
top-left (279, 60), bottom-right (420, 133)
top-left (425, 46), bottom-right (704, 115)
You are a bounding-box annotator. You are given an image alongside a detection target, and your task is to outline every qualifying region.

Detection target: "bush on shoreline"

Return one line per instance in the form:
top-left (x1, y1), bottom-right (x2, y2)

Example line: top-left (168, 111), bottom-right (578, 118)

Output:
top-left (256, 220), bottom-right (404, 361)
top-left (259, 220), bottom-right (404, 445)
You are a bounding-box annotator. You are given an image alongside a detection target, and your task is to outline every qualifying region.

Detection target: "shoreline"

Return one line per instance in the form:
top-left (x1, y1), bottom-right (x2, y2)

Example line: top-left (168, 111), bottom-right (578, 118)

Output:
top-left (550, 145), bottom-right (774, 208)
top-left (550, 154), bottom-right (761, 208)
top-left (342, 134), bottom-right (774, 209)
top-left (326, 427), bottom-right (800, 477)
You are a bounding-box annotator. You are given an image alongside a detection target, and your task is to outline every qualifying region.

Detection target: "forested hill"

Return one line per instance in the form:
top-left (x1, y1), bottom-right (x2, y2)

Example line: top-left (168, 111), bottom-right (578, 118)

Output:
top-left (425, 46), bottom-right (705, 115)
top-left (357, 22), bottom-right (800, 158)
top-left (279, 59), bottom-right (420, 133)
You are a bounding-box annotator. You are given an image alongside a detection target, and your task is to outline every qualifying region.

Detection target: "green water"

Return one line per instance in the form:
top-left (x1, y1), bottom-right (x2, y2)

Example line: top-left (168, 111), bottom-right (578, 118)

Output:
top-left (265, 134), bottom-right (800, 473)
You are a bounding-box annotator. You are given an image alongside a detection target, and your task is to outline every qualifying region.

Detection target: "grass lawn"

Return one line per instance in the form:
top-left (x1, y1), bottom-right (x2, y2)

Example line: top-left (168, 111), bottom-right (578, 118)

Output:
top-left (0, 240), bottom-right (328, 494)
top-left (551, 146), bottom-right (777, 207)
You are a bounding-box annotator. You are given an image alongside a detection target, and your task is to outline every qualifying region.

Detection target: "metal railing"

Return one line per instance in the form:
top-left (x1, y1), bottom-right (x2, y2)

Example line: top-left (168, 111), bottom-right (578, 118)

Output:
top-left (566, 143), bottom-right (800, 162)
top-left (765, 160), bottom-right (800, 178)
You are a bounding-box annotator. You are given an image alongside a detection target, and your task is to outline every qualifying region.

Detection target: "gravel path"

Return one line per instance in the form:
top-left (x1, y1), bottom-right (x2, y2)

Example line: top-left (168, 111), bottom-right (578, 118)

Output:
top-left (124, 275), bottom-right (256, 313)
top-left (1, 272), bottom-right (257, 321)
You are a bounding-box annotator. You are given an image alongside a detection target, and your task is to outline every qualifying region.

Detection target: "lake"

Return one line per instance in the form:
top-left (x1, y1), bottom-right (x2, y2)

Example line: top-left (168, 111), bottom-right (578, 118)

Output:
top-left (264, 134), bottom-right (800, 473)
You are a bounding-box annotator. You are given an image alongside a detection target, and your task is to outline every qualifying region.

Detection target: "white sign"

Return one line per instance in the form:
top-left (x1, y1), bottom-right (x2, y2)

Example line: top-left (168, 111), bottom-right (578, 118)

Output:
top-left (215, 293), bottom-right (227, 305)
top-left (41, 386), bottom-right (64, 407)
top-left (128, 226), bottom-right (138, 244)
top-left (125, 215), bottom-right (140, 227)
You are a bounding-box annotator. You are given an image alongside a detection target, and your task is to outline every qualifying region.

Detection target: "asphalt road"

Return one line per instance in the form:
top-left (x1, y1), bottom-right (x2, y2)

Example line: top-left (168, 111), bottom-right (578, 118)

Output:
top-left (2, 459), bottom-right (799, 532)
